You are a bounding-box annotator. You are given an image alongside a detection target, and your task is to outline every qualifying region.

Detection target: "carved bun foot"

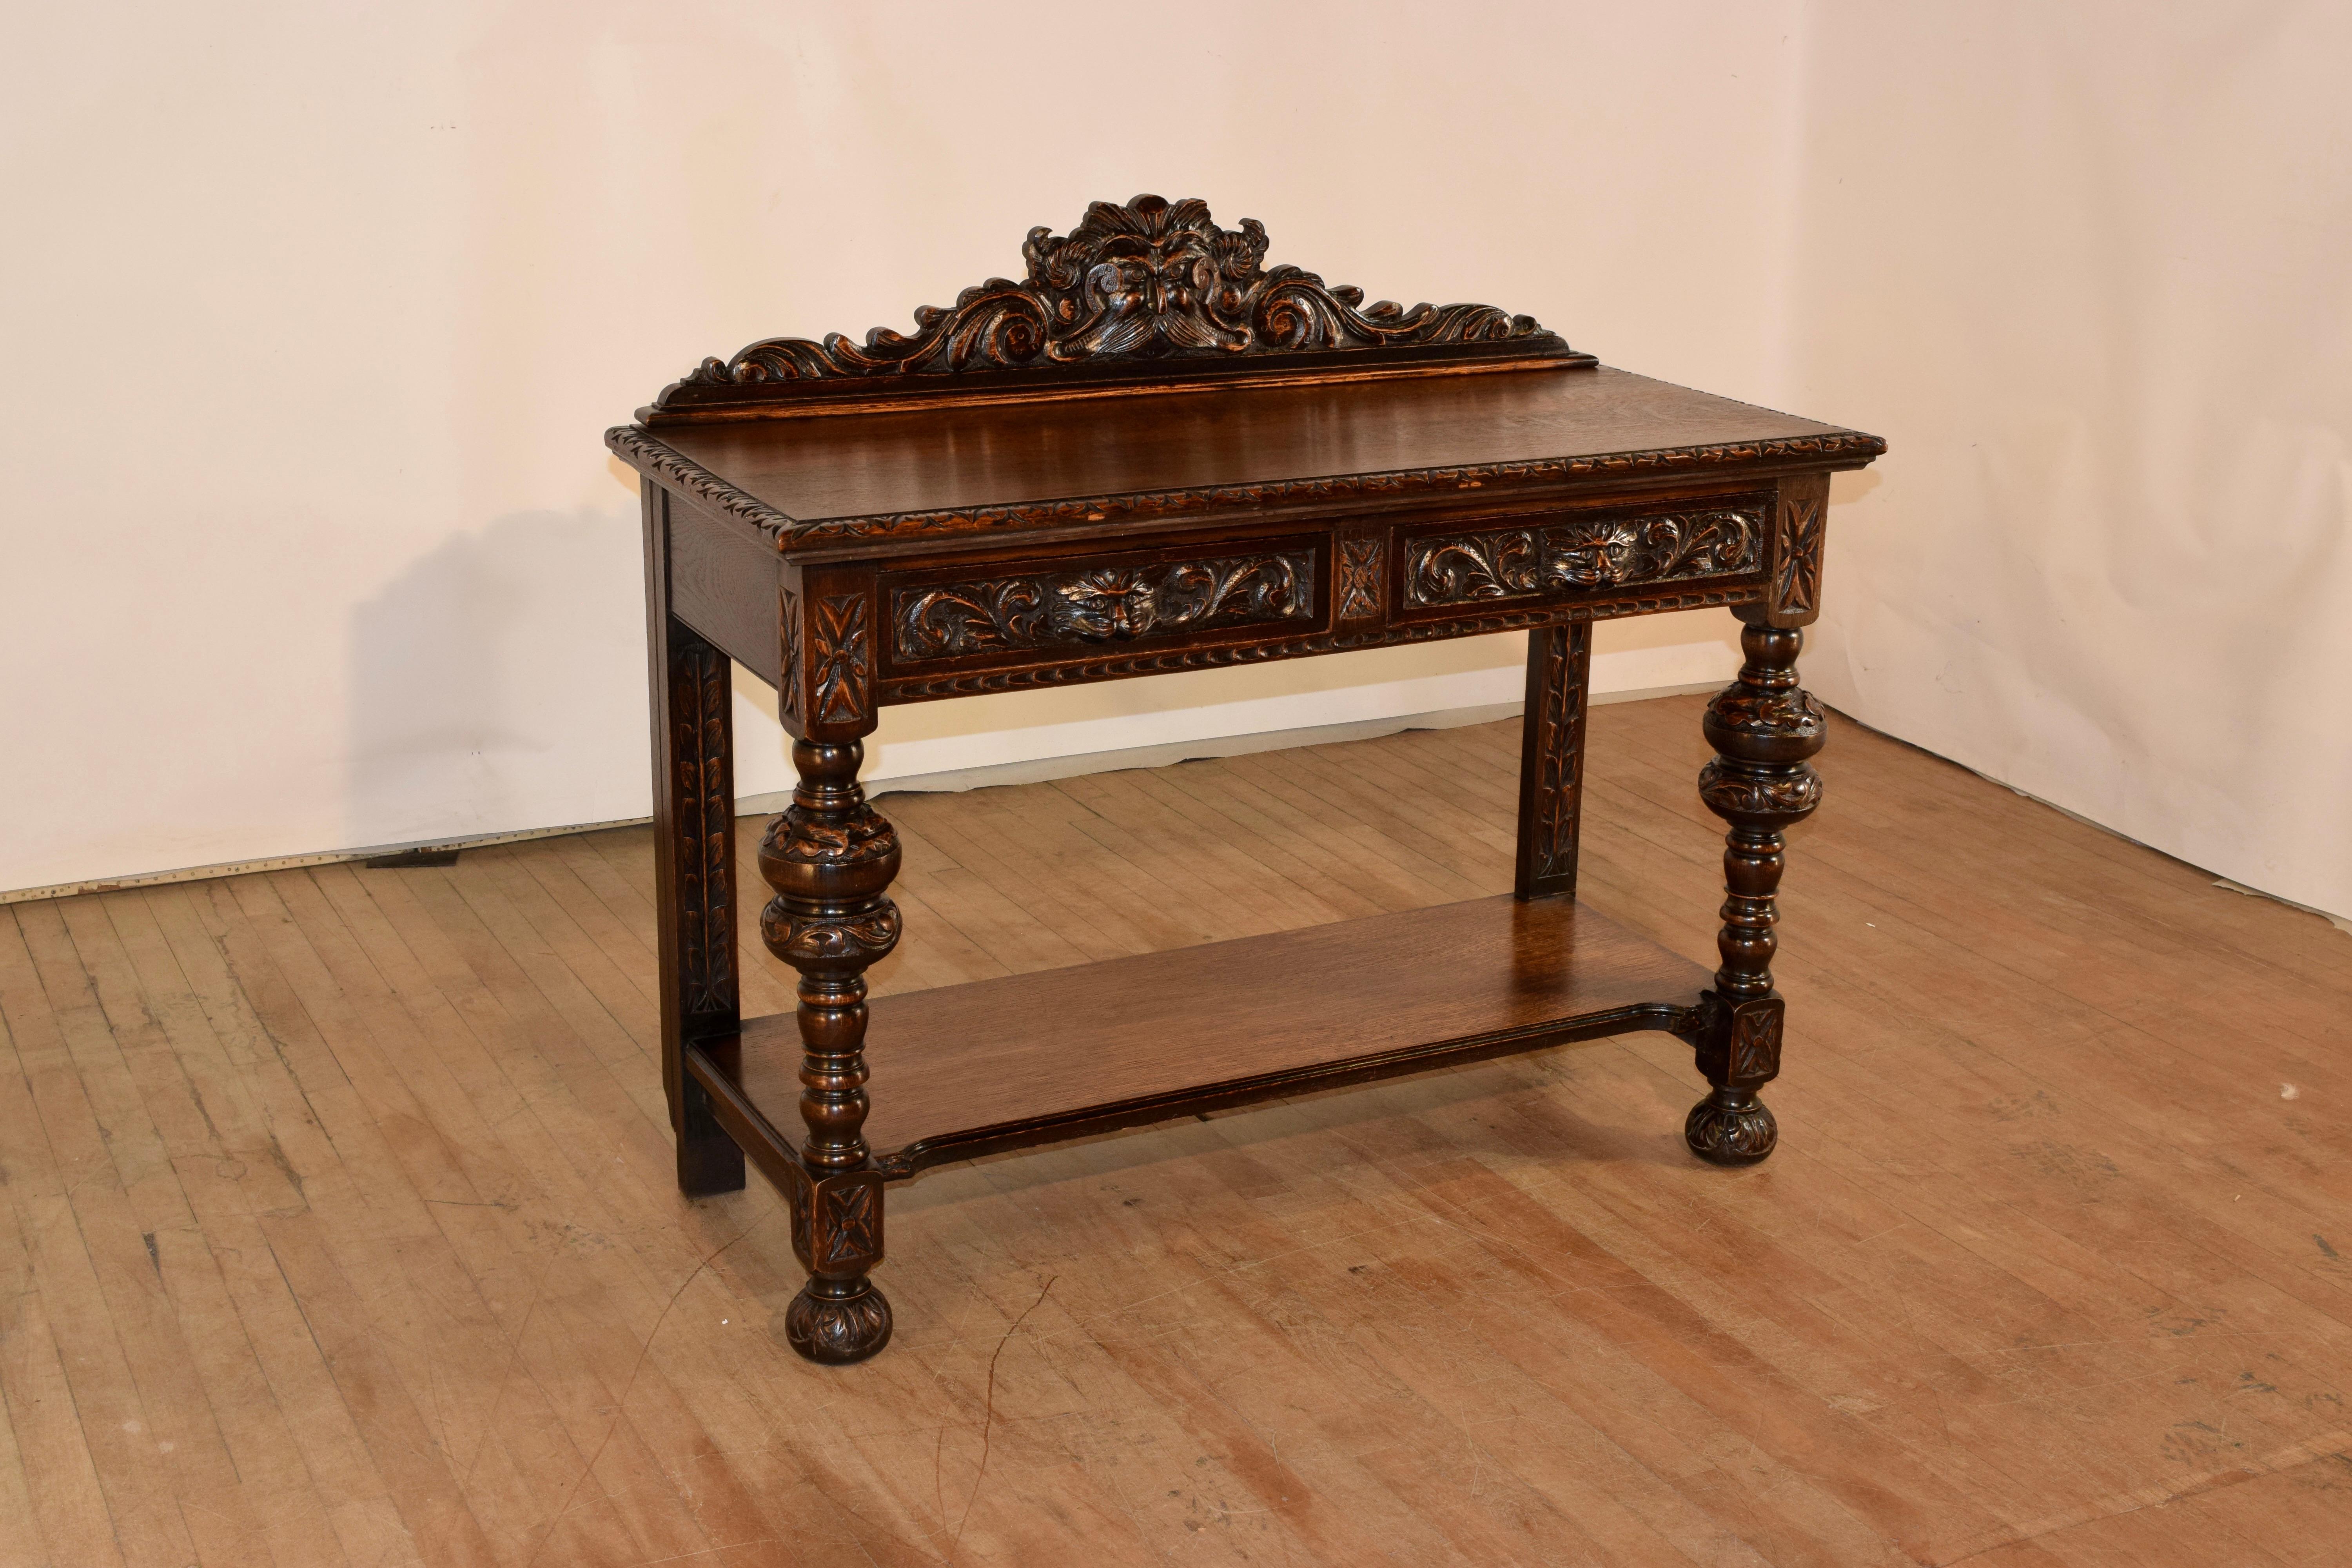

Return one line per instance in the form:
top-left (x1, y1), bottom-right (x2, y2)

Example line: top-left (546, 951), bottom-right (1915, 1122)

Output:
top-left (782, 1277), bottom-right (893, 1365)
top-left (1684, 1088), bottom-right (1779, 1166)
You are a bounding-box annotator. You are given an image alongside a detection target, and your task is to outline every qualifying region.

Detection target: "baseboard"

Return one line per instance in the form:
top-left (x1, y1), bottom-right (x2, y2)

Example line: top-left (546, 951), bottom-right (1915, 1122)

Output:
top-left (4, 682), bottom-right (1719, 906)
top-left (768, 680), bottom-right (1716, 809)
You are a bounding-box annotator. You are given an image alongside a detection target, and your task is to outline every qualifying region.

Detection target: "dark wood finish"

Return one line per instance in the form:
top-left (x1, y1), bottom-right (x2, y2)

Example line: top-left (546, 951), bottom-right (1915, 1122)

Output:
top-left (1515, 623), bottom-right (1593, 899)
top-left (1684, 615), bottom-right (1828, 1163)
top-left (752, 739), bottom-right (902, 1362)
top-left (617, 195), bottom-right (1882, 1362)
top-left (640, 486), bottom-right (745, 1196)
top-left (610, 367), bottom-right (1877, 548)
top-left (645, 194), bottom-right (1584, 422)
top-left (697, 894), bottom-right (1708, 1178)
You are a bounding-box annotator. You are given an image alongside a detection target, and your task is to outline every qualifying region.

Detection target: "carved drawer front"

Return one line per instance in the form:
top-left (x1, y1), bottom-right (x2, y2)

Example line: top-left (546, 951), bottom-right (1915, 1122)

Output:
top-left (1396, 492), bottom-right (1771, 619)
top-left (881, 535), bottom-right (1325, 674)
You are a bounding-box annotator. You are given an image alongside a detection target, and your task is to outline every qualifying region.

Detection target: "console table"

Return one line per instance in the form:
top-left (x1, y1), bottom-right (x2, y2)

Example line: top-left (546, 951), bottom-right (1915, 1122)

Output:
top-left (608, 195), bottom-right (1884, 1364)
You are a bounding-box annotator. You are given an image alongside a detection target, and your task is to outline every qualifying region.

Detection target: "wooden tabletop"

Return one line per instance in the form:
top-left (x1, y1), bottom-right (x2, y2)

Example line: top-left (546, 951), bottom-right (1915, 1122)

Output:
top-left (620, 365), bottom-right (1880, 548)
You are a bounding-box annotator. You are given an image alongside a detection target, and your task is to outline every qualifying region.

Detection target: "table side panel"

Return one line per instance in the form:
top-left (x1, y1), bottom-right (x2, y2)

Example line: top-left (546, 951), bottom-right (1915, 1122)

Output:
top-left (664, 485), bottom-right (786, 685)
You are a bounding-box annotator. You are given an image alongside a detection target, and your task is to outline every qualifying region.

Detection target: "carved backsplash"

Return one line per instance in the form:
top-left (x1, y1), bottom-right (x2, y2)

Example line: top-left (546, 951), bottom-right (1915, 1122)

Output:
top-left (893, 550), bottom-right (1315, 663)
top-left (1406, 505), bottom-right (1764, 608)
top-left (657, 195), bottom-right (1578, 411)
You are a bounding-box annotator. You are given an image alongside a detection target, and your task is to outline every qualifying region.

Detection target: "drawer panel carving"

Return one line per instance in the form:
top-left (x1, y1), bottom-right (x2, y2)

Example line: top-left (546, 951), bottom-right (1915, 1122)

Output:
top-left (1405, 500), bottom-right (1765, 609)
top-left (893, 548), bottom-right (1316, 664)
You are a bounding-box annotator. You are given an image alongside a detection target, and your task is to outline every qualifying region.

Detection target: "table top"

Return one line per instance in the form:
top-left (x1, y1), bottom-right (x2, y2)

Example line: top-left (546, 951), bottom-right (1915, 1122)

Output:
top-left (610, 364), bottom-right (1881, 555)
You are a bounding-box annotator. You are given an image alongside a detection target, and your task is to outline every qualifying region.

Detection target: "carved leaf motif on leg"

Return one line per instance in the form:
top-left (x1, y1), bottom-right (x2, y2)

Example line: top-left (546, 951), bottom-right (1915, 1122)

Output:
top-left (672, 644), bottom-right (735, 1017)
top-left (1526, 629), bottom-right (1589, 884)
top-left (784, 1281), bottom-right (893, 1365)
top-left (761, 906), bottom-right (903, 965)
top-left (1686, 1091), bottom-right (1779, 1165)
top-left (1698, 758), bottom-right (1823, 820)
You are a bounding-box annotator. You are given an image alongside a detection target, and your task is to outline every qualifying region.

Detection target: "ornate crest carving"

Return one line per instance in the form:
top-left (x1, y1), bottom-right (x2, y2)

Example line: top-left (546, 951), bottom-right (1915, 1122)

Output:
top-left (654, 195), bottom-right (1577, 413)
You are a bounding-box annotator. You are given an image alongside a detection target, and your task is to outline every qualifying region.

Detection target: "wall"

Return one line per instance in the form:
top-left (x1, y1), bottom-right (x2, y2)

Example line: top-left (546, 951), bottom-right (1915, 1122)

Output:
top-left (1, 0), bottom-right (1797, 895)
top-left (10, 2), bottom-right (2346, 925)
top-left (1782, 1), bottom-right (2352, 922)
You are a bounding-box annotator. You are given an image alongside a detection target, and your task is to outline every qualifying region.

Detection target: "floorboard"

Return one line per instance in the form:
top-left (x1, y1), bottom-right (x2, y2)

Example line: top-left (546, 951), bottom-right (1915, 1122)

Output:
top-left (2, 696), bottom-right (2347, 1566)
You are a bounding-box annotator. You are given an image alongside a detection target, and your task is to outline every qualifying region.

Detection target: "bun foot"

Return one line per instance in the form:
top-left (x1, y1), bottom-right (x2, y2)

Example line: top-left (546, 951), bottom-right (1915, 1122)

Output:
top-left (783, 1277), bottom-right (893, 1365)
top-left (1685, 1087), bottom-right (1778, 1166)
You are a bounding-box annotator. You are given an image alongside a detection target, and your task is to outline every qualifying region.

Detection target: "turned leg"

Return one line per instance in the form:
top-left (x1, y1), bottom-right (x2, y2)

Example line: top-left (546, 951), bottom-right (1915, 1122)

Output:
top-left (759, 737), bottom-right (901, 1363)
top-left (1515, 623), bottom-right (1594, 900)
top-left (644, 482), bottom-right (746, 1196)
top-left (1686, 612), bottom-right (1826, 1165)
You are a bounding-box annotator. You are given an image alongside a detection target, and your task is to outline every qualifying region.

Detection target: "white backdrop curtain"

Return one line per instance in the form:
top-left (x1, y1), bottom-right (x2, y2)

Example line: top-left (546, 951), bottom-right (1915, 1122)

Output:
top-left (4, 1), bottom-right (2348, 924)
top-left (1786, 1), bottom-right (2352, 923)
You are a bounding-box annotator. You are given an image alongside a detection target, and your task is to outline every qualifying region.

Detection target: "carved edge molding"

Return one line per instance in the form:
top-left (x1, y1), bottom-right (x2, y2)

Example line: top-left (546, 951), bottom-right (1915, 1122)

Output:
top-left (671, 642), bottom-right (736, 1017)
top-left (661, 194), bottom-right (1561, 397)
top-left (880, 586), bottom-right (1756, 701)
top-left (609, 424), bottom-right (1887, 549)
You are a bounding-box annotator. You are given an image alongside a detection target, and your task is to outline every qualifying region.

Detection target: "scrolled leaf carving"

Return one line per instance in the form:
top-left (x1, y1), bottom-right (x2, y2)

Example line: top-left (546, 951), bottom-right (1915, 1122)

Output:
top-left (894, 551), bottom-right (1313, 662)
top-left (663, 194), bottom-right (1566, 399)
top-left (1406, 506), bottom-right (1763, 608)
top-left (1706, 686), bottom-right (1826, 740)
top-left (1697, 758), bottom-right (1823, 820)
top-left (760, 904), bottom-right (903, 967)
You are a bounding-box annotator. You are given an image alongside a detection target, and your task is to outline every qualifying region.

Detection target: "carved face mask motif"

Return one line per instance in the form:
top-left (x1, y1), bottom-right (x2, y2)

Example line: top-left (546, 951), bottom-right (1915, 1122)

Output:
top-left (1551, 522), bottom-right (1642, 587)
top-left (1053, 570), bottom-right (1161, 640)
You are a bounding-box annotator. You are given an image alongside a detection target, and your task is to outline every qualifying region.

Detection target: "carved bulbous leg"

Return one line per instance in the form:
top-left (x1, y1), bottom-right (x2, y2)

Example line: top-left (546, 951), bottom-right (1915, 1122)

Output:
top-left (759, 738), bottom-right (901, 1364)
top-left (1686, 615), bottom-right (1825, 1166)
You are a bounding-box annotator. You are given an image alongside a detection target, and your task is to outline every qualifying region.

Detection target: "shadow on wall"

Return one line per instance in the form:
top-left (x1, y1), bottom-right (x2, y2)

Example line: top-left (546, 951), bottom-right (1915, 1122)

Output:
top-left (348, 505), bottom-right (647, 851)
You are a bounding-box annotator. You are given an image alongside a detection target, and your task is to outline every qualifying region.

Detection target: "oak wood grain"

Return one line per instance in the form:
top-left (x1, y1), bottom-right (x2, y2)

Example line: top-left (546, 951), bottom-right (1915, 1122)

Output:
top-left (5, 703), bottom-right (2349, 1564)
top-left (706, 893), bottom-right (1707, 1174)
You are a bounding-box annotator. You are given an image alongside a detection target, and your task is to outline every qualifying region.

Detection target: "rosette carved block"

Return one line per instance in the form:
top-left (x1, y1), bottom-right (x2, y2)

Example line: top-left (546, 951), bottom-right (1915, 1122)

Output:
top-left (1684, 616), bottom-right (1826, 1165)
top-left (758, 738), bottom-right (904, 1363)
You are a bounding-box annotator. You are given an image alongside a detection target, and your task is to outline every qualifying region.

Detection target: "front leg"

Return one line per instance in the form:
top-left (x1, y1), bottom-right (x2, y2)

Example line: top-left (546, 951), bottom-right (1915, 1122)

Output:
top-left (1686, 612), bottom-right (1825, 1164)
top-left (759, 737), bottom-right (901, 1363)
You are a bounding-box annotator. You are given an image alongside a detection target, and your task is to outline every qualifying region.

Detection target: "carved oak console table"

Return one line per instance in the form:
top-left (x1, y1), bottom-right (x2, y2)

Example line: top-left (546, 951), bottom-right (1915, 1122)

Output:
top-left (609, 196), bottom-right (1883, 1364)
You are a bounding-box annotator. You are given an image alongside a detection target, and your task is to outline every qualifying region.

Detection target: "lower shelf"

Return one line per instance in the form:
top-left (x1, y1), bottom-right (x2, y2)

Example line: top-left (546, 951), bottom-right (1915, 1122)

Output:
top-left (690, 893), bottom-right (1710, 1180)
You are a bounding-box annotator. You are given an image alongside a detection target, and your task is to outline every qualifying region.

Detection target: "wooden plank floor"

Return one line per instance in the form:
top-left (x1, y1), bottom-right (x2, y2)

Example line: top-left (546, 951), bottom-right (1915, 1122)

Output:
top-left (4, 696), bottom-right (2350, 1568)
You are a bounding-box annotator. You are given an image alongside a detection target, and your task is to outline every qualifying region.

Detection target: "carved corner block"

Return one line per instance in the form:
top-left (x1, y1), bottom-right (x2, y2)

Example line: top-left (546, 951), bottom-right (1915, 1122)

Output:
top-left (785, 1167), bottom-right (887, 1278)
top-left (1336, 535), bottom-right (1385, 622)
top-left (778, 1162), bottom-right (893, 1364)
top-left (782, 573), bottom-right (878, 741)
top-left (1690, 993), bottom-right (1784, 1091)
top-left (1766, 474), bottom-right (1830, 628)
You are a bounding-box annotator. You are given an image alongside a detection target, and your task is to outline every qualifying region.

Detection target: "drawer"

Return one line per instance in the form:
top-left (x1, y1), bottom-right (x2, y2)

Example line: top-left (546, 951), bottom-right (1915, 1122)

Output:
top-left (1392, 492), bottom-right (1772, 621)
top-left (877, 533), bottom-right (1327, 676)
